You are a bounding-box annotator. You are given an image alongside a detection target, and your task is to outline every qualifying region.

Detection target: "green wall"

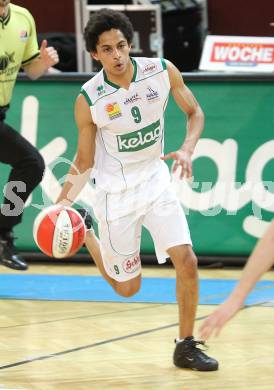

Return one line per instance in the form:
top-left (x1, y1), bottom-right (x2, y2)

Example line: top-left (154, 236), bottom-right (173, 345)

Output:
top-left (3, 76), bottom-right (274, 256)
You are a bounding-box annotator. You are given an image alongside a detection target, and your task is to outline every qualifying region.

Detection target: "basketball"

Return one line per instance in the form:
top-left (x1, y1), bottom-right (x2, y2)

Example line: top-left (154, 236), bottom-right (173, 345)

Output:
top-left (33, 205), bottom-right (86, 258)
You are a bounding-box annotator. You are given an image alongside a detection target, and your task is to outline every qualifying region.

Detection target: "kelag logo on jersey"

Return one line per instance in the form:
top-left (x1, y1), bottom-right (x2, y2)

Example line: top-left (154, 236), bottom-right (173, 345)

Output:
top-left (117, 119), bottom-right (161, 152)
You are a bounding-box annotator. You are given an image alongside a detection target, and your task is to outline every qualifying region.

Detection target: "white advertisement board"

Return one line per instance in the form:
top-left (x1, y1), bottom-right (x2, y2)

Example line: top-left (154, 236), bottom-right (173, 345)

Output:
top-left (199, 35), bottom-right (274, 72)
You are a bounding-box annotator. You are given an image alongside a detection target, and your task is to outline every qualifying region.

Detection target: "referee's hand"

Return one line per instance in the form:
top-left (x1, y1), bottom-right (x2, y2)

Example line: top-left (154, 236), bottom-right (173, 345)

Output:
top-left (40, 39), bottom-right (59, 69)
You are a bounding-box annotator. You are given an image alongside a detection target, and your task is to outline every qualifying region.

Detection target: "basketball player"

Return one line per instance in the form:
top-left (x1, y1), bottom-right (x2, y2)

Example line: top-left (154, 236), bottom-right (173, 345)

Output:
top-left (0, 0), bottom-right (59, 270)
top-left (56, 8), bottom-right (218, 371)
top-left (199, 219), bottom-right (274, 340)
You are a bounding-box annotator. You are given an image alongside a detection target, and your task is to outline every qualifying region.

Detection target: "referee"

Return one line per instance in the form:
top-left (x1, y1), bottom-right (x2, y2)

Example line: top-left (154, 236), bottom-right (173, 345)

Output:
top-left (0, 0), bottom-right (59, 270)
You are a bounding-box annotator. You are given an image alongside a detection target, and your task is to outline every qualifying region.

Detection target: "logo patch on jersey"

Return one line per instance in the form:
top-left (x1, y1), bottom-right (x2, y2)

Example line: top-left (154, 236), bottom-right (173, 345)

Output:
top-left (123, 93), bottom-right (141, 105)
top-left (20, 30), bottom-right (28, 41)
top-left (117, 119), bottom-right (161, 152)
top-left (122, 254), bottom-right (141, 274)
top-left (97, 85), bottom-right (105, 96)
top-left (0, 52), bottom-right (15, 71)
top-left (105, 103), bottom-right (122, 120)
top-left (142, 62), bottom-right (157, 75)
top-left (146, 87), bottom-right (160, 103)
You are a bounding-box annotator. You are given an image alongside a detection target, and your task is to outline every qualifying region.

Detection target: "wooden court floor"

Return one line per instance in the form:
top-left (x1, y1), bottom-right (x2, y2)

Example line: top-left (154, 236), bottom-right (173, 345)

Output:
top-left (0, 263), bottom-right (274, 390)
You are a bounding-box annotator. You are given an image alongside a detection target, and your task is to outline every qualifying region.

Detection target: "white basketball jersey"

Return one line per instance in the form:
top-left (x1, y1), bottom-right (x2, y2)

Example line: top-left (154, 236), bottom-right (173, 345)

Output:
top-left (81, 57), bottom-right (171, 193)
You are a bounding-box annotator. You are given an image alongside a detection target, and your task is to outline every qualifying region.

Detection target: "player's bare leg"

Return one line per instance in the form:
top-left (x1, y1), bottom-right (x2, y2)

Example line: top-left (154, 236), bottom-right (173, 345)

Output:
top-left (85, 231), bottom-right (113, 284)
top-left (168, 244), bottom-right (218, 371)
top-left (85, 230), bottom-right (141, 297)
top-left (168, 244), bottom-right (198, 338)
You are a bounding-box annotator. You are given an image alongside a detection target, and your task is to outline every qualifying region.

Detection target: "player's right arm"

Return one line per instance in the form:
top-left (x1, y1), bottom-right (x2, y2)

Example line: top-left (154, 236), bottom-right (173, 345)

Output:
top-left (56, 94), bottom-right (96, 206)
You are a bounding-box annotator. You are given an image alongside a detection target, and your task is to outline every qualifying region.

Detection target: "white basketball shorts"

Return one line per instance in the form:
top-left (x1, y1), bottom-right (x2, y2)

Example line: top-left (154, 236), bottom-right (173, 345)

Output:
top-left (94, 183), bottom-right (192, 282)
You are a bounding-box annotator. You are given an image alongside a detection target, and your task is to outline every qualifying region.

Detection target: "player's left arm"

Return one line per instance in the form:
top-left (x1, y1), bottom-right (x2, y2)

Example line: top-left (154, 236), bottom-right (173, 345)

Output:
top-left (161, 60), bottom-right (204, 179)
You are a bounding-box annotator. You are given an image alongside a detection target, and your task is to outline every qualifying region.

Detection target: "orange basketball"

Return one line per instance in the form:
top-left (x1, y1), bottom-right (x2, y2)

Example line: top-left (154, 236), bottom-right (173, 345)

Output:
top-left (33, 205), bottom-right (86, 258)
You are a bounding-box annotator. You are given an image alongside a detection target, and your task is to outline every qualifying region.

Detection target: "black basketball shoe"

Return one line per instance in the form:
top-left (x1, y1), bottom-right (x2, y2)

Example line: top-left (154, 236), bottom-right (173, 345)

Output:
top-left (0, 231), bottom-right (28, 271)
top-left (173, 337), bottom-right (218, 371)
top-left (76, 208), bottom-right (93, 231)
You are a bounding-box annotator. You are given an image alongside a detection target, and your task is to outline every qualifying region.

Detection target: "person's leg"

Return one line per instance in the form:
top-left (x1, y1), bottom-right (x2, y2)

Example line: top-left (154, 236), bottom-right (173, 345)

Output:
top-left (168, 244), bottom-right (218, 371)
top-left (143, 196), bottom-right (198, 337)
top-left (85, 230), bottom-right (142, 297)
top-left (0, 121), bottom-right (45, 270)
top-left (167, 244), bottom-right (198, 339)
top-left (143, 191), bottom-right (198, 336)
top-left (82, 202), bottom-right (143, 298)
top-left (0, 122), bottom-right (45, 230)
top-left (143, 188), bottom-right (218, 370)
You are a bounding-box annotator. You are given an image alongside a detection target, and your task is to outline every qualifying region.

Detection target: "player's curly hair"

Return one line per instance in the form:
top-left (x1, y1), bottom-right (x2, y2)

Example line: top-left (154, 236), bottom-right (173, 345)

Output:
top-left (84, 8), bottom-right (134, 52)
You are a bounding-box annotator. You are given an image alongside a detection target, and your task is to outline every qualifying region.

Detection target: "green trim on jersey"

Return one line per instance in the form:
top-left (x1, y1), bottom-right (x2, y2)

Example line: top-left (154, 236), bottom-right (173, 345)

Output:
top-left (131, 57), bottom-right (137, 81)
top-left (85, 57), bottom-right (167, 107)
top-left (161, 58), bottom-right (167, 70)
top-left (103, 70), bottom-right (120, 90)
top-left (80, 89), bottom-right (93, 106)
top-left (103, 57), bottom-right (137, 90)
top-left (84, 57), bottom-right (170, 193)
top-left (92, 88), bottom-right (120, 106)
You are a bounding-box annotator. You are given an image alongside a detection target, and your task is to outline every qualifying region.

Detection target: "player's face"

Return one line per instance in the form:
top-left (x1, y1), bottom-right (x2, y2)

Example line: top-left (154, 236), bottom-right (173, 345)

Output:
top-left (0, 0), bottom-right (10, 16)
top-left (92, 29), bottom-right (131, 77)
top-left (0, 0), bottom-right (10, 7)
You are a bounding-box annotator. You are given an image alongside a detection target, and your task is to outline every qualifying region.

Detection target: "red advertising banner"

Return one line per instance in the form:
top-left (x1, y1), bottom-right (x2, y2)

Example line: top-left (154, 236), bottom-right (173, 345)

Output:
top-left (200, 36), bottom-right (274, 72)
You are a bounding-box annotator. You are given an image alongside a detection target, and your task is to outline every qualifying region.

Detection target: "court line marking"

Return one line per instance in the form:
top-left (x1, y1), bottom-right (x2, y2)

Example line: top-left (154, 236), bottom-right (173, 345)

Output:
top-left (0, 315), bottom-right (205, 371)
top-left (0, 300), bottom-right (271, 371)
top-left (0, 303), bottom-right (165, 329)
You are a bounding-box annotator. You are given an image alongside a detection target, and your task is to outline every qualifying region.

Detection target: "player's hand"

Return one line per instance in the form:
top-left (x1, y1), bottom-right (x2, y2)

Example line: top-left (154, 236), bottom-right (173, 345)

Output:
top-left (199, 298), bottom-right (242, 340)
top-left (40, 39), bottom-right (59, 68)
top-left (161, 149), bottom-right (192, 179)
